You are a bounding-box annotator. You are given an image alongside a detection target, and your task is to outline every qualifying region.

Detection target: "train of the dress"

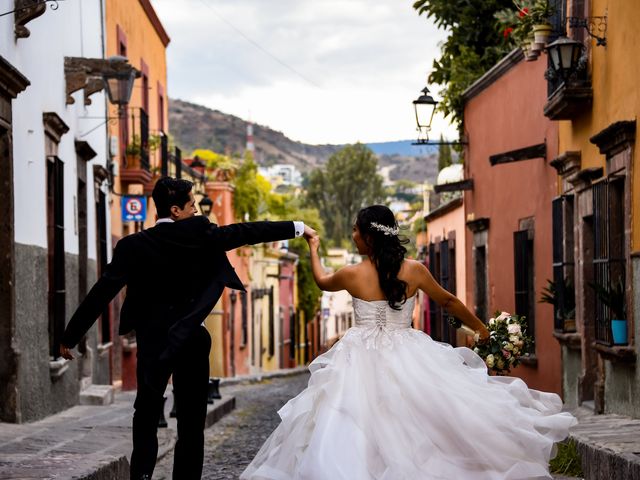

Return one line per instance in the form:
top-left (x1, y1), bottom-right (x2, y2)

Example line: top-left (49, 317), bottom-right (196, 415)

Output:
top-left (241, 324), bottom-right (577, 480)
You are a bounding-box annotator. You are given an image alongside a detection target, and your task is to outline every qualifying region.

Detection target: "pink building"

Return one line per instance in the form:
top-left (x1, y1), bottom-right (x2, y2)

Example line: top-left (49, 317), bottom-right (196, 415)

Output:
top-left (279, 251), bottom-right (298, 369)
top-left (461, 49), bottom-right (561, 394)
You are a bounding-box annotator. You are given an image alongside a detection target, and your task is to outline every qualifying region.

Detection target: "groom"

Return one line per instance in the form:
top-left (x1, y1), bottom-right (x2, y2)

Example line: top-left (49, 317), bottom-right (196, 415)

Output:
top-left (59, 177), bottom-right (313, 479)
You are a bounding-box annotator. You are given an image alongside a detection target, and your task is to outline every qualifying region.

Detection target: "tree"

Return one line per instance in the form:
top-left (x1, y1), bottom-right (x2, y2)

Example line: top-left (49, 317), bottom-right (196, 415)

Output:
top-left (232, 153), bottom-right (271, 221)
top-left (413, 0), bottom-right (514, 127)
top-left (305, 143), bottom-right (385, 245)
top-left (438, 134), bottom-right (453, 171)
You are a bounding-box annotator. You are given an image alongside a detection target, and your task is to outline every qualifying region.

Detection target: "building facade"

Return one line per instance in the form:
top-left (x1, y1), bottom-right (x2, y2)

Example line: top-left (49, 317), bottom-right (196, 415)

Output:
top-left (462, 49), bottom-right (562, 395)
top-left (0, 0), bottom-right (114, 421)
top-left (549, 0), bottom-right (640, 417)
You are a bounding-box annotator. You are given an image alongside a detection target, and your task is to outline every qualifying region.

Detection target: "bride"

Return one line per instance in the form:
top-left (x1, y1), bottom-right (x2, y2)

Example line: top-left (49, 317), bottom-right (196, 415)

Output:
top-left (241, 205), bottom-right (577, 480)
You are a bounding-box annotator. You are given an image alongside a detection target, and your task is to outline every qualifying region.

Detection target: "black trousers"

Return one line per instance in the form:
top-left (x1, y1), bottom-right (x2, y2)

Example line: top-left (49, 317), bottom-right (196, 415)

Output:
top-left (130, 326), bottom-right (211, 480)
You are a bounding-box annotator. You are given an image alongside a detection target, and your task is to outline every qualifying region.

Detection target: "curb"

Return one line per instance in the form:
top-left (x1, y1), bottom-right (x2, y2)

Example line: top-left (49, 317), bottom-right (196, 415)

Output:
top-left (219, 366), bottom-right (309, 386)
top-left (572, 433), bottom-right (640, 480)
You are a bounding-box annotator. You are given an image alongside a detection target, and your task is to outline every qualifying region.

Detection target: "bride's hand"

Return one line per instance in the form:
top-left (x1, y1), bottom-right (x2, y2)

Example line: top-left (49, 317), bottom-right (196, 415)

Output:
top-left (305, 230), bottom-right (320, 253)
top-left (477, 327), bottom-right (490, 343)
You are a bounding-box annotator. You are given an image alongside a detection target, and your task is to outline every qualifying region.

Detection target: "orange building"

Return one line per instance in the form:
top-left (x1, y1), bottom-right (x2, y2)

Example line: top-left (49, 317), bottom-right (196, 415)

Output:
top-left (104, 0), bottom-right (170, 389)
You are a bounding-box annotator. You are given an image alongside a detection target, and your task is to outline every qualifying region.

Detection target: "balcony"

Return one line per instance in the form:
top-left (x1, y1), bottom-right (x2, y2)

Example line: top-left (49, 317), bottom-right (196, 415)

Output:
top-left (543, 81), bottom-right (593, 120)
top-left (120, 109), bottom-right (152, 186)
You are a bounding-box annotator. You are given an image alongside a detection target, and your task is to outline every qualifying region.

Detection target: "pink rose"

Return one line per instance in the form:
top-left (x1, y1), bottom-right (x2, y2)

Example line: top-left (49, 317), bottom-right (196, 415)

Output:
top-left (502, 350), bottom-right (512, 359)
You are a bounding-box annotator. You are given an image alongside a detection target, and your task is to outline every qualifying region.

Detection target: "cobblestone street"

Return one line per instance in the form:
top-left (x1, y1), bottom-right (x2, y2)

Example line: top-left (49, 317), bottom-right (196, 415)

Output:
top-left (154, 372), bottom-right (311, 479)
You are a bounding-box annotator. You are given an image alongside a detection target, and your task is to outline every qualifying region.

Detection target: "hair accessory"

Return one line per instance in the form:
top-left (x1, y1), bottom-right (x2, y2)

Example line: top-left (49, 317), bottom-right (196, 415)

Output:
top-left (370, 222), bottom-right (399, 236)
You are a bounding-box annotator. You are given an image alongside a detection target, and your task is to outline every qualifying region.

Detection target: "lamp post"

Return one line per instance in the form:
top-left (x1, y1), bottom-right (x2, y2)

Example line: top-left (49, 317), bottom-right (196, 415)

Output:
top-left (199, 196), bottom-right (213, 218)
top-left (545, 36), bottom-right (584, 83)
top-left (101, 56), bottom-right (138, 117)
top-left (413, 86), bottom-right (437, 144)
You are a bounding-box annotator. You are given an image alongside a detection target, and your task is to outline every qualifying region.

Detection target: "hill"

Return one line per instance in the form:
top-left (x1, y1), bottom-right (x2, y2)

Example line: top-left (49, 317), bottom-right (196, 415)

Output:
top-left (169, 98), bottom-right (439, 183)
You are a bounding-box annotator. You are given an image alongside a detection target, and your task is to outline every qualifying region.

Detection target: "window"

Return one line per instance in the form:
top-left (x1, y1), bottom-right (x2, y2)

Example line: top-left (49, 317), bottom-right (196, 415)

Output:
top-left (46, 156), bottom-right (65, 357)
top-left (268, 287), bottom-right (275, 357)
top-left (157, 82), bottom-right (165, 132)
top-left (552, 195), bottom-right (576, 331)
top-left (474, 245), bottom-right (488, 323)
top-left (514, 228), bottom-right (535, 342)
top-left (289, 306), bottom-right (296, 360)
top-left (593, 178), bottom-right (625, 345)
top-left (240, 291), bottom-right (248, 346)
top-left (96, 190), bottom-right (111, 344)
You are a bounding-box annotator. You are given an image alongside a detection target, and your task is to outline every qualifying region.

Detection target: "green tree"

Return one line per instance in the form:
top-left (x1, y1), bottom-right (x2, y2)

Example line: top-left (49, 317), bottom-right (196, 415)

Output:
top-left (232, 154), bottom-right (271, 221)
top-left (413, 0), bottom-right (514, 127)
top-left (305, 143), bottom-right (385, 245)
top-left (438, 134), bottom-right (453, 171)
top-left (191, 149), bottom-right (237, 170)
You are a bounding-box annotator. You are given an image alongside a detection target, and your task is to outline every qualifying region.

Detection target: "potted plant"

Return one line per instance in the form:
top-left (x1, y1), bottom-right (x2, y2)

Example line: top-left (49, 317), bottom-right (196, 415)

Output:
top-left (540, 277), bottom-right (576, 331)
top-left (528, 0), bottom-right (555, 50)
top-left (590, 278), bottom-right (627, 345)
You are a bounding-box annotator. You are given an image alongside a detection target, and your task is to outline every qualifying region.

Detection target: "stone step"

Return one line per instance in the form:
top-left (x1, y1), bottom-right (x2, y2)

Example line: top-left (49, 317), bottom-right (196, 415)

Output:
top-left (79, 384), bottom-right (115, 406)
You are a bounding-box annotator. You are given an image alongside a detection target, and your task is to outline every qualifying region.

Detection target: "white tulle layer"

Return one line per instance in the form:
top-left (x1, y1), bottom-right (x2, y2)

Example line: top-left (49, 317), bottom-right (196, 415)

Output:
top-left (241, 327), bottom-right (577, 480)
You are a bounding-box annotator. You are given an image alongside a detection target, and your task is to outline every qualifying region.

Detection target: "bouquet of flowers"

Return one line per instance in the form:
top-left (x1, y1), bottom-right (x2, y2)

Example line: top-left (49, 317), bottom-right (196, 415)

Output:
top-left (450, 312), bottom-right (533, 375)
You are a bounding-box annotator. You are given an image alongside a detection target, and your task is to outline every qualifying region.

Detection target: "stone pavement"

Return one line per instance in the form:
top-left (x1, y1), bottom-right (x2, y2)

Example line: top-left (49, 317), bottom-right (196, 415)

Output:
top-left (0, 389), bottom-right (234, 480)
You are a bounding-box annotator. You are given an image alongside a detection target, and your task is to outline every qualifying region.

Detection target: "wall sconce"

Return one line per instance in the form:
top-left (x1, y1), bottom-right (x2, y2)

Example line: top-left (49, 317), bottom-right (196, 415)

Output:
top-left (544, 36), bottom-right (585, 83)
top-left (199, 196), bottom-right (213, 217)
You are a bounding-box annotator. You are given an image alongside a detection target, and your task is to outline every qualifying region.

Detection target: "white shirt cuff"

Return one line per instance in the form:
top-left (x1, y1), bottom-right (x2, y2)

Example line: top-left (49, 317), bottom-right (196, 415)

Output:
top-left (293, 221), bottom-right (305, 238)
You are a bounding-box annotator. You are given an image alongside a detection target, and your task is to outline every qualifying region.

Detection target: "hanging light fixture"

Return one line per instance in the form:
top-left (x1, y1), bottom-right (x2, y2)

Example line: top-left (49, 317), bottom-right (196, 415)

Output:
top-left (413, 86), bottom-right (438, 144)
top-left (545, 36), bottom-right (584, 83)
top-left (199, 196), bottom-right (213, 217)
top-left (102, 56), bottom-right (138, 116)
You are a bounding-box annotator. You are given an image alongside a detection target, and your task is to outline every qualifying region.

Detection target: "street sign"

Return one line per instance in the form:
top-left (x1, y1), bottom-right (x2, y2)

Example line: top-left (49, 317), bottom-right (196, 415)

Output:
top-left (121, 195), bottom-right (147, 222)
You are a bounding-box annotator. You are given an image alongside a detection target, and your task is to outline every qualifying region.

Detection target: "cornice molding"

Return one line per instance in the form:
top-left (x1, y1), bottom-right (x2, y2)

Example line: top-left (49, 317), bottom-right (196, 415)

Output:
top-left (0, 56), bottom-right (30, 99)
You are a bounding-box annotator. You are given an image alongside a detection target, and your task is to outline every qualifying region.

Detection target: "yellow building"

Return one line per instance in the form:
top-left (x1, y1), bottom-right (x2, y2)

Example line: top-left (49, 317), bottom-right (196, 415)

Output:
top-left (106, 0), bottom-right (170, 237)
top-left (548, 0), bottom-right (639, 417)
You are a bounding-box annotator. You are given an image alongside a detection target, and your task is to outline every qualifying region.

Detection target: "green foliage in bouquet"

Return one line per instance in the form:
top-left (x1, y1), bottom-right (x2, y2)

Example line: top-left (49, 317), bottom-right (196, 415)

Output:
top-left (452, 312), bottom-right (534, 374)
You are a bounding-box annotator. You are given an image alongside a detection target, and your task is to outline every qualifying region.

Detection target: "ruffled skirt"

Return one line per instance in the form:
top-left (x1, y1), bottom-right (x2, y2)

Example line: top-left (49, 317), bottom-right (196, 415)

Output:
top-left (240, 327), bottom-right (577, 480)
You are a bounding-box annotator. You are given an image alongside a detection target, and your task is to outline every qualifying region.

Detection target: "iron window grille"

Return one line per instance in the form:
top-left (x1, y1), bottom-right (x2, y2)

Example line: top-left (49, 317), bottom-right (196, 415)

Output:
top-left (514, 229), bottom-right (535, 343)
top-left (592, 178), bottom-right (625, 345)
top-left (551, 195), bottom-right (576, 331)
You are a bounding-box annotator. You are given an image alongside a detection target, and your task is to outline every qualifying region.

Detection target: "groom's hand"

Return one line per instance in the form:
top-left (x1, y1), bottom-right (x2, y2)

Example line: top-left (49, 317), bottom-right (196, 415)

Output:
top-left (303, 225), bottom-right (317, 240)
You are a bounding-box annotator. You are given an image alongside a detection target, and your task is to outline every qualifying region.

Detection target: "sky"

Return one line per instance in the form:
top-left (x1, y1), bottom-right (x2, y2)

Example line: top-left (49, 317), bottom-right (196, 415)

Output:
top-left (151, 0), bottom-right (457, 146)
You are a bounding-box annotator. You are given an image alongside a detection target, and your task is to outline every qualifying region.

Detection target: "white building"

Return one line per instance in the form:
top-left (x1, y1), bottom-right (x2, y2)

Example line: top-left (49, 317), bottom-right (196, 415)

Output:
top-left (259, 163), bottom-right (303, 188)
top-left (0, 0), bottom-right (119, 422)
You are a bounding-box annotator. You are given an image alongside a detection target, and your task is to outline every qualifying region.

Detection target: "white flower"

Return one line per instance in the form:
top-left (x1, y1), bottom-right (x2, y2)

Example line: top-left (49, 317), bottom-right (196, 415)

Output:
top-left (507, 324), bottom-right (521, 334)
top-left (496, 311), bottom-right (511, 322)
top-left (485, 354), bottom-right (495, 368)
top-left (497, 358), bottom-right (505, 370)
top-left (504, 343), bottom-right (514, 351)
top-left (509, 335), bottom-right (519, 344)
top-left (473, 347), bottom-right (480, 354)
top-left (489, 317), bottom-right (496, 325)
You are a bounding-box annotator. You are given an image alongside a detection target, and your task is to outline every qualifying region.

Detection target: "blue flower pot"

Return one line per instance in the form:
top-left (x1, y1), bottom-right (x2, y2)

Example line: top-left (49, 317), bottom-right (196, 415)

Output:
top-left (611, 319), bottom-right (628, 345)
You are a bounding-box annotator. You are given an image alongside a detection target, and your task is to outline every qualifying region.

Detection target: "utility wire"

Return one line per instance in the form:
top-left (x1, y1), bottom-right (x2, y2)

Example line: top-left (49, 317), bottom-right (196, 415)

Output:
top-left (196, 0), bottom-right (321, 89)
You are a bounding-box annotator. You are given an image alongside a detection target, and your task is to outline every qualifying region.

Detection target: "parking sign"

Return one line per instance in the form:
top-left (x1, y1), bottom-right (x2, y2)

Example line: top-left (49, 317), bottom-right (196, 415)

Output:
top-left (122, 195), bottom-right (147, 222)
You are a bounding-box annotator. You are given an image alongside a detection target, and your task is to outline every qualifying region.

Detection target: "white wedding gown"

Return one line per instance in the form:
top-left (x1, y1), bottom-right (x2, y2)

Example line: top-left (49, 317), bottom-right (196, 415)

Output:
top-left (240, 295), bottom-right (577, 480)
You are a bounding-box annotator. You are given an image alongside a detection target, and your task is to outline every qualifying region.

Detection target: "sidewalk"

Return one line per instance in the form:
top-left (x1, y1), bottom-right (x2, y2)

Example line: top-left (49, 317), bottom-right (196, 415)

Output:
top-left (569, 404), bottom-right (640, 480)
top-left (0, 389), bottom-right (235, 480)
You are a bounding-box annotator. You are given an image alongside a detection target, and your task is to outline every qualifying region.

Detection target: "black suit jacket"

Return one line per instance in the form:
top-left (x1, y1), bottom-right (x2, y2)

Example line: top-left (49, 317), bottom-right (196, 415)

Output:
top-left (62, 216), bottom-right (295, 364)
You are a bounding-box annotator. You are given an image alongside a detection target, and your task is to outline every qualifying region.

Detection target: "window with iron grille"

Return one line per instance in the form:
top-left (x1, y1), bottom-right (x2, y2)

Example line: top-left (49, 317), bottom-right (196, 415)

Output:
top-left (289, 306), bottom-right (296, 360)
top-left (268, 286), bottom-right (275, 357)
top-left (47, 156), bottom-right (65, 357)
top-left (241, 291), bottom-right (248, 346)
top-left (474, 245), bottom-right (488, 323)
top-left (140, 108), bottom-right (150, 171)
top-left (514, 229), bottom-right (535, 343)
top-left (428, 242), bottom-right (442, 340)
top-left (551, 195), bottom-right (576, 331)
top-left (592, 178), bottom-right (625, 345)
top-left (96, 190), bottom-right (111, 344)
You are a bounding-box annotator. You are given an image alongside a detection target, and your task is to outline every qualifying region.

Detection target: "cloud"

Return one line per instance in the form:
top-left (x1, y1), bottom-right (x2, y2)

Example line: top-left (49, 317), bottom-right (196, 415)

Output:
top-left (152, 0), bottom-right (457, 144)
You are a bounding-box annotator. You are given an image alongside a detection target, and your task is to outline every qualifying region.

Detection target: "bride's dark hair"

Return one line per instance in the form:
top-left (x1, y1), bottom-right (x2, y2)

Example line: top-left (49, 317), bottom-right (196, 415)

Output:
top-left (356, 205), bottom-right (410, 310)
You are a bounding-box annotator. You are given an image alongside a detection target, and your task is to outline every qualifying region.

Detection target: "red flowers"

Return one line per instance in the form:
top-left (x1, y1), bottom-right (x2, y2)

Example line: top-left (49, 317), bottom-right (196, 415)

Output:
top-left (518, 7), bottom-right (529, 17)
top-left (503, 27), bottom-right (514, 38)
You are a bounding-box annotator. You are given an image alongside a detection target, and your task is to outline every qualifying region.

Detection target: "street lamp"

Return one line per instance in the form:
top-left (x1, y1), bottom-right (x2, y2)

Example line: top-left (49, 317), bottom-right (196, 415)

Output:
top-left (199, 196), bottom-right (213, 217)
top-left (413, 86), bottom-right (437, 143)
top-left (545, 36), bottom-right (584, 83)
top-left (102, 56), bottom-right (138, 117)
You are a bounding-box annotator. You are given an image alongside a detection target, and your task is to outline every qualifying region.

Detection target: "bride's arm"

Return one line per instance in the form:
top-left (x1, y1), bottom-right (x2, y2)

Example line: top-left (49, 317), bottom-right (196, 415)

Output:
top-left (415, 262), bottom-right (489, 340)
top-left (306, 233), bottom-right (354, 291)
